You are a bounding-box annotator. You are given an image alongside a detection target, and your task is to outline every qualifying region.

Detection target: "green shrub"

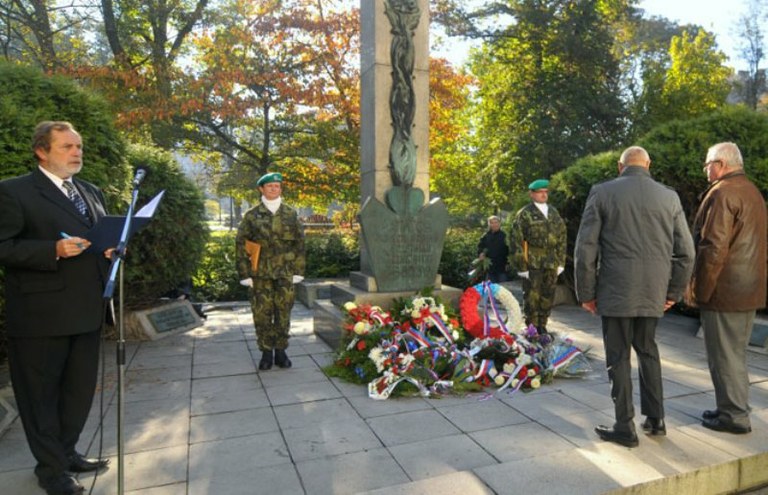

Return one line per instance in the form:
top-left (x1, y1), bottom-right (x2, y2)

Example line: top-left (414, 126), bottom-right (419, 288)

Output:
top-left (122, 145), bottom-right (209, 307)
top-left (305, 231), bottom-right (360, 278)
top-left (439, 228), bottom-right (482, 289)
top-left (0, 63), bottom-right (129, 204)
top-left (192, 230), bottom-right (248, 302)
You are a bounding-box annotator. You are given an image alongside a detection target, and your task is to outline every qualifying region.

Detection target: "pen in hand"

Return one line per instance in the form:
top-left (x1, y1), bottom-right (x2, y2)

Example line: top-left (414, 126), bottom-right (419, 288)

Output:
top-left (60, 231), bottom-right (85, 249)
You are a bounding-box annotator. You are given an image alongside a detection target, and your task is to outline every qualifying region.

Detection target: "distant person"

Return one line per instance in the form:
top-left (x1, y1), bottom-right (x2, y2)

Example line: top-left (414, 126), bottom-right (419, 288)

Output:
top-left (686, 142), bottom-right (766, 434)
top-left (0, 121), bottom-right (111, 495)
top-left (236, 172), bottom-right (306, 371)
top-left (477, 215), bottom-right (509, 283)
top-left (574, 146), bottom-right (694, 448)
top-left (509, 178), bottom-right (566, 333)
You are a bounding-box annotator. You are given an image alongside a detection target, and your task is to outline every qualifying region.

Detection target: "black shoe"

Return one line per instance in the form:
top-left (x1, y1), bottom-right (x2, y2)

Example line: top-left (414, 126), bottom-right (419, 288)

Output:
top-left (702, 409), bottom-right (719, 420)
top-left (274, 349), bottom-right (292, 368)
top-left (38, 473), bottom-right (84, 495)
top-left (595, 425), bottom-right (639, 448)
top-left (702, 417), bottom-right (751, 434)
top-left (67, 452), bottom-right (109, 473)
top-left (641, 417), bottom-right (666, 436)
top-left (258, 350), bottom-right (273, 370)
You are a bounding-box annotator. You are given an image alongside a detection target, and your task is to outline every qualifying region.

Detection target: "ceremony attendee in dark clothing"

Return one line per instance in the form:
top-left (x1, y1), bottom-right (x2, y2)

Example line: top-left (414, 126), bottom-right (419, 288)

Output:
top-left (0, 121), bottom-right (111, 495)
top-left (509, 178), bottom-right (566, 333)
top-left (236, 172), bottom-right (306, 371)
top-left (574, 146), bottom-right (694, 448)
top-left (686, 142), bottom-right (767, 435)
top-left (477, 215), bottom-right (509, 283)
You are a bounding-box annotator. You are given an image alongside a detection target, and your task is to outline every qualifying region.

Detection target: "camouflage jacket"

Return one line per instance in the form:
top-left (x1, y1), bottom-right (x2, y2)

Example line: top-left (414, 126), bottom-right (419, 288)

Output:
top-left (509, 202), bottom-right (566, 271)
top-left (236, 202), bottom-right (306, 280)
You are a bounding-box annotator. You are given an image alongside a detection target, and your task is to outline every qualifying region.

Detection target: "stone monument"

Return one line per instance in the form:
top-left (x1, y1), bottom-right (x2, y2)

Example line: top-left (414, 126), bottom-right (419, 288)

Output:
top-left (313, 0), bottom-right (461, 349)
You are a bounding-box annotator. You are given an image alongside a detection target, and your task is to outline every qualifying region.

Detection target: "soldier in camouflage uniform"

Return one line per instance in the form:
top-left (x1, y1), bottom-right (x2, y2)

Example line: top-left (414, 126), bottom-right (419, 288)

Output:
top-left (509, 179), bottom-right (566, 333)
top-left (236, 172), bottom-right (305, 370)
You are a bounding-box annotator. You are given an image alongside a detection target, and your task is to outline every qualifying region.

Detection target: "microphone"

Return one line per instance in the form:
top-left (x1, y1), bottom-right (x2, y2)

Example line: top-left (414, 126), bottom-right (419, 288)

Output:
top-left (132, 167), bottom-right (149, 188)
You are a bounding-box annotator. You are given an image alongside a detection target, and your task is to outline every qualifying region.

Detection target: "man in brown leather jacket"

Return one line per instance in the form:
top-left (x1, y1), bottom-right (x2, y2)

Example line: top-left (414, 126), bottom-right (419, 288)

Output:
top-left (687, 142), bottom-right (767, 434)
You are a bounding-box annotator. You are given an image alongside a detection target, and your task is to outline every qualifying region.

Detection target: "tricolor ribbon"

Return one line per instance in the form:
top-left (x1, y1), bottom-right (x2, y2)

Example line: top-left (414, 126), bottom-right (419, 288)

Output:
top-left (430, 312), bottom-right (454, 343)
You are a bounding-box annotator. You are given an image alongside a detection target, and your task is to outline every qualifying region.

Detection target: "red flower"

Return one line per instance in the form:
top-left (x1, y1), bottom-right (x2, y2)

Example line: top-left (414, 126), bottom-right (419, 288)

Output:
top-left (356, 340), bottom-right (367, 351)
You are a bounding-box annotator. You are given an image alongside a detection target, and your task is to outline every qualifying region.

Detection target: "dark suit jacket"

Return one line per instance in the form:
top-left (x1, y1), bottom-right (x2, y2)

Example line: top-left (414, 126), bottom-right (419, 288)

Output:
top-left (0, 168), bottom-right (109, 337)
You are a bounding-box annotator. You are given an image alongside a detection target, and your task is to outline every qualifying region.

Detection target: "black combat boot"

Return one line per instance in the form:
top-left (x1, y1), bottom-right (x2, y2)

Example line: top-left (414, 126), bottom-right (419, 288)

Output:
top-left (274, 348), bottom-right (292, 369)
top-left (258, 350), bottom-right (273, 370)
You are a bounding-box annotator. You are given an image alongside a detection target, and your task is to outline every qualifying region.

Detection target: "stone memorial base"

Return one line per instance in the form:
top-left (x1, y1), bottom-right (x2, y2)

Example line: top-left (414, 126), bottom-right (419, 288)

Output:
top-left (126, 299), bottom-right (204, 341)
top-left (296, 278), bottom-right (342, 308)
top-left (313, 275), bottom-right (462, 351)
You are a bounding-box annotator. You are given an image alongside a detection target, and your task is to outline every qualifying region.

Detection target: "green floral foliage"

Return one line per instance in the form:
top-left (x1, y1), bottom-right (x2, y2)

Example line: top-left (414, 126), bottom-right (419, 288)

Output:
top-left (122, 145), bottom-right (209, 307)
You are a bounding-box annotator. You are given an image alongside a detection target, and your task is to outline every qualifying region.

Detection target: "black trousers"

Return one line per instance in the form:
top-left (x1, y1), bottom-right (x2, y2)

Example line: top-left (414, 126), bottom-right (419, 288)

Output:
top-left (8, 330), bottom-right (101, 480)
top-left (602, 316), bottom-right (664, 432)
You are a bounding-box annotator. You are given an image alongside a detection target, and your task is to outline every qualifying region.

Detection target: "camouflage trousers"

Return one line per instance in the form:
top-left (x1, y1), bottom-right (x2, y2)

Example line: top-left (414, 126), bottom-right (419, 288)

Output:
top-left (249, 278), bottom-right (295, 351)
top-left (522, 268), bottom-right (558, 332)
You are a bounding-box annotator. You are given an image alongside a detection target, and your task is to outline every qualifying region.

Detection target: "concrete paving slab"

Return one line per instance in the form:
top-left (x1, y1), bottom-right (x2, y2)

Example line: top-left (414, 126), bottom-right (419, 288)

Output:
top-left (189, 462), bottom-right (302, 495)
top-left (259, 367), bottom-right (329, 388)
top-left (188, 432), bottom-right (292, 474)
top-left (468, 421), bottom-right (574, 463)
top-left (433, 397), bottom-right (530, 432)
top-left (189, 407), bottom-right (279, 443)
top-left (388, 434), bottom-right (498, 481)
top-left (366, 409), bottom-right (461, 447)
top-left (346, 394), bottom-right (431, 419)
top-left (264, 379), bottom-right (344, 407)
top-left (360, 470), bottom-right (495, 495)
top-left (273, 398), bottom-right (361, 430)
top-left (190, 387), bottom-right (270, 416)
top-left (282, 416), bottom-right (383, 461)
top-left (191, 373), bottom-right (261, 398)
top-left (296, 447), bottom-right (409, 495)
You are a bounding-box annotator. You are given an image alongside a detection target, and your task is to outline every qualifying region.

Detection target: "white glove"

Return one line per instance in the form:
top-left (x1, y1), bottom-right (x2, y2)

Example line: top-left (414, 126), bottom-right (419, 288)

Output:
top-left (517, 271), bottom-right (529, 279)
top-left (292, 275), bottom-right (304, 284)
top-left (557, 266), bottom-right (565, 276)
top-left (239, 278), bottom-right (253, 287)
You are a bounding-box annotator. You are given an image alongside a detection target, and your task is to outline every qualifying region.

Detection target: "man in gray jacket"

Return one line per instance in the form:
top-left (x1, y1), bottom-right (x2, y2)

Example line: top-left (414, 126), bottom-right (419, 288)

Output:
top-left (574, 146), bottom-right (695, 447)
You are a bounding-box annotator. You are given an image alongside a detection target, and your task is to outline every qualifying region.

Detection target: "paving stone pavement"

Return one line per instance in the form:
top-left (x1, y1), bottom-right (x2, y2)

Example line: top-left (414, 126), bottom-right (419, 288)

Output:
top-left (0, 302), bottom-right (767, 495)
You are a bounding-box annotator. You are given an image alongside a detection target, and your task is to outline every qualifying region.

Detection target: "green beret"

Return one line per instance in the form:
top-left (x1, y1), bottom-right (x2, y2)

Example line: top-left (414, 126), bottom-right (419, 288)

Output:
top-left (257, 172), bottom-right (283, 186)
top-left (528, 178), bottom-right (549, 191)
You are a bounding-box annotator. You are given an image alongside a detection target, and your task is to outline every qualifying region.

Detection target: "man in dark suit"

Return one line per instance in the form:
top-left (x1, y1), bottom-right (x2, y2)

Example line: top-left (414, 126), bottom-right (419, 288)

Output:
top-left (0, 121), bottom-right (110, 495)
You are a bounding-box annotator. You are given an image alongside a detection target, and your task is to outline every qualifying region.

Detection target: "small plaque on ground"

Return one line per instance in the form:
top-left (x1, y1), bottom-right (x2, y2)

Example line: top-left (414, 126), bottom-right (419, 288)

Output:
top-left (128, 300), bottom-right (203, 340)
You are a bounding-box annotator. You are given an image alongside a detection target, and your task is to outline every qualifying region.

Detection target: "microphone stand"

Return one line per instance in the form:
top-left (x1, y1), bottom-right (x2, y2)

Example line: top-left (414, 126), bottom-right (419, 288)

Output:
top-left (103, 182), bottom-right (142, 495)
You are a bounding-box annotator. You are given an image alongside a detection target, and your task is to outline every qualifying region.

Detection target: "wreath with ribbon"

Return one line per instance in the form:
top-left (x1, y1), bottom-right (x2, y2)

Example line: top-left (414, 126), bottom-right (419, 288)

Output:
top-left (459, 282), bottom-right (523, 339)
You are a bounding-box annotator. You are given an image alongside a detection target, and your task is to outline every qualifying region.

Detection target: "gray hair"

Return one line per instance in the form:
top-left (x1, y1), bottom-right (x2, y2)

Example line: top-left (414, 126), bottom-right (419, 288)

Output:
top-left (619, 145), bottom-right (650, 167)
top-left (708, 142), bottom-right (743, 169)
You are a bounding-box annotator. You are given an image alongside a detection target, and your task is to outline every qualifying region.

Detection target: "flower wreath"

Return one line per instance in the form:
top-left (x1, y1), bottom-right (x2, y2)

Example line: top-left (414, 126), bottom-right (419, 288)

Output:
top-left (459, 282), bottom-right (523, 339)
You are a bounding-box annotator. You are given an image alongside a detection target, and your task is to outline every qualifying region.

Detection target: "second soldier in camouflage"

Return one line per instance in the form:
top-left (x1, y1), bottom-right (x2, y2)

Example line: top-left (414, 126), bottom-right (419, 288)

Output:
top-left (509, 178), bottom-right (566, 333)
top-left (236, 172), bottom-right (306, 370)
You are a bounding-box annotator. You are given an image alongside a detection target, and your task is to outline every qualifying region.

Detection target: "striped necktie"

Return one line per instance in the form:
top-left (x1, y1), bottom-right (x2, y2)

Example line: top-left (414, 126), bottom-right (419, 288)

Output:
top-left (63, 181), bottom-right (89, 217)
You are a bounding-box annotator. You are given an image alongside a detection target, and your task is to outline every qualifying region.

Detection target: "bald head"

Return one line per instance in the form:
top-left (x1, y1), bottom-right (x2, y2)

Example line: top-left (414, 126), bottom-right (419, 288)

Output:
top-left (619, 146), bottom-right (651, 169)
